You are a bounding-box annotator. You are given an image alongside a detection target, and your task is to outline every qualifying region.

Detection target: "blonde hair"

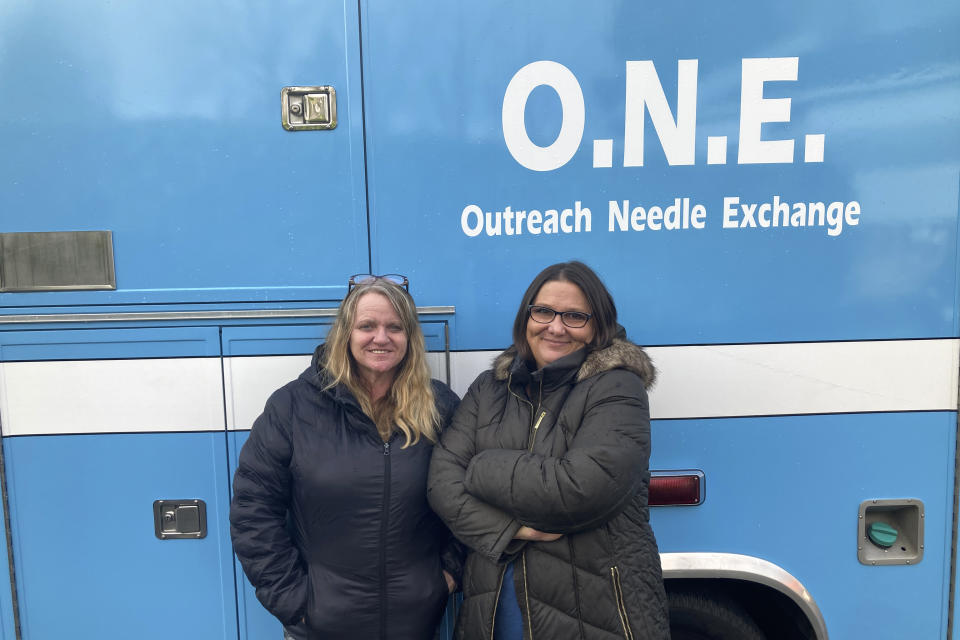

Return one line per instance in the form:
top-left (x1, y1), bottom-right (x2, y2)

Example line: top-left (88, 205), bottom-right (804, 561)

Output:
top-left (322, 280), bottom-right (439, 446)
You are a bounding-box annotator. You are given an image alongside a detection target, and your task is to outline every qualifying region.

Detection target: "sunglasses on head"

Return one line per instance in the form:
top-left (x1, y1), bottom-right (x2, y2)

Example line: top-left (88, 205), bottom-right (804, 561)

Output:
top-left (347, 273), bottom-right (409, 293)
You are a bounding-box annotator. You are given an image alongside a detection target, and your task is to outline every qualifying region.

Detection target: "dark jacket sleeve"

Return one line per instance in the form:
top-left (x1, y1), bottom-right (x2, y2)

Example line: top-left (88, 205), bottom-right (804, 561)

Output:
top-left (463, 369), bottom-right (650, 534)
top-left (440, 536), bottom-right (467, 587)
top-left (229, 389), bottom-right (307, 625)
top-left (428, 373), bottom-right (523, 564)
top-left (431, 381), bottom-right (468, 585)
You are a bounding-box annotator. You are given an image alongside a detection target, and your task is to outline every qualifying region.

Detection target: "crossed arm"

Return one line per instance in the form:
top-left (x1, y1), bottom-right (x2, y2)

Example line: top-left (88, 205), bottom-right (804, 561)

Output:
top-left (428, 370), bottom-right (651, 560)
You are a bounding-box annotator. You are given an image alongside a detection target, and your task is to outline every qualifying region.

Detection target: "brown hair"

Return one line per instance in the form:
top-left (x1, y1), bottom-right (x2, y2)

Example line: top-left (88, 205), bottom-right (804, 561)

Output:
top-left (511, 261), bottom-right (618, 363)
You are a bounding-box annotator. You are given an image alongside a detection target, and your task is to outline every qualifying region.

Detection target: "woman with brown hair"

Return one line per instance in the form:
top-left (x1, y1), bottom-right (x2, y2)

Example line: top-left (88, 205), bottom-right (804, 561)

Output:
top-left (428, 261), bottom-right (670, 639)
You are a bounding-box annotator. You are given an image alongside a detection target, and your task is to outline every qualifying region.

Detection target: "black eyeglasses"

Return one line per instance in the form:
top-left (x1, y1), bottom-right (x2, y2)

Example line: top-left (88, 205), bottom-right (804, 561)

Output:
top-left (348, 274), bottom-right (409, 292)
top-left (527, 305), bottom-right (592, 328)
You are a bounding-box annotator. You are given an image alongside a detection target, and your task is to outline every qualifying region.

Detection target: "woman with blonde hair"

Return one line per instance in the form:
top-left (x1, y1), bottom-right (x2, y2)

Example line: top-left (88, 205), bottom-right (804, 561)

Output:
top-left (231, 274), bottom-right (461, 640)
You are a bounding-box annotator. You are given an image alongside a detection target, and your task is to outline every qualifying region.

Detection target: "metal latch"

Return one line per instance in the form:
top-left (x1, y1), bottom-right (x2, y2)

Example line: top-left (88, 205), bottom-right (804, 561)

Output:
top-left (153, 499), bottom-right (207, 539)
top-left (282, 86), bottom-right (337, 130)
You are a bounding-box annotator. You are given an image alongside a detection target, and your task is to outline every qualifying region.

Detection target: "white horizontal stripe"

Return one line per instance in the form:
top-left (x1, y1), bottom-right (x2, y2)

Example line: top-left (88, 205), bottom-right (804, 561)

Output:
top-left (224, 352), bottom-right (458, 430)
top-left (0, 358), bottom-right (224, 436)
top-left (646, 339), bottom-right (958, 418)
top-left (2, 340), bottom-right (955, 435)
top-left (224, 355), bottom-right (311, 430)
top-left (228, 340), bottom-right (958, 430)
top-left (443, 340), bottom-right (959, 418)
top-left (446, 351), bottom-right (499, 397)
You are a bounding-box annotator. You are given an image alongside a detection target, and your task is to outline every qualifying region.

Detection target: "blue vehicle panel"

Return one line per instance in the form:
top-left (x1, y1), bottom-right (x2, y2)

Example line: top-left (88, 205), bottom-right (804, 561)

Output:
top-left (361, 1), bottom-right (960, 349)
top-left (0, 2), bottom-right (957, 639)
top-left (0, 497), bottom-right (14, 640)
top-left (3, 432), bottom-right (235, 639)
top-left (0, 0), bottom-right (369, 307)
top-left (651, 411), bottom-right (956, 638)
top-left (0, 327), bottom-right (220, 361)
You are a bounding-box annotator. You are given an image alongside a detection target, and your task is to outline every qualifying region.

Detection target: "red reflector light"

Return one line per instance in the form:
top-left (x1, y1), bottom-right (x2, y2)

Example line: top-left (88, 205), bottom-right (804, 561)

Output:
top-left (649, 472), bottom-right (703, 506)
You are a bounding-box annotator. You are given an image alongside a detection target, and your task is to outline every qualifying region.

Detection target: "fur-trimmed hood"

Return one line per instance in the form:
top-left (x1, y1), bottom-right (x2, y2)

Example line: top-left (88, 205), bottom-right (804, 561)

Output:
top-left (492, 338), bottom-right (656, 388)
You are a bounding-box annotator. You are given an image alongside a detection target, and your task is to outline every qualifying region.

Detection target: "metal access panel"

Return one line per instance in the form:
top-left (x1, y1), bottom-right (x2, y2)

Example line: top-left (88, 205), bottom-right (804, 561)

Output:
top-left (0, 0), bottom-right (368, 308)
top-left (0, 326), bottom-right (235, 640)
top-left (221, 316), bottom-right (452, 640)
top-left (0, 231), bottom-right (116, 292)
top-left (222, 323), bottom-right (336, 640)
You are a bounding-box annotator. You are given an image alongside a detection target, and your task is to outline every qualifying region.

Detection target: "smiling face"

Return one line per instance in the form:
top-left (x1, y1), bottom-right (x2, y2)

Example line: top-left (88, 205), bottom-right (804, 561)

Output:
top-left (526, 280), bottom-right (595, 370)
top-left (349, 292), bottom-right (408, 385)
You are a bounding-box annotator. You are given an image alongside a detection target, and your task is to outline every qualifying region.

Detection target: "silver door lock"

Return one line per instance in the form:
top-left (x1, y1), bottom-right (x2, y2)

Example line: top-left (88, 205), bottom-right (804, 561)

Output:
top-left (153, 499), bottom-right (207, 539)
top-left (282, 86), bottom-right (337, 130)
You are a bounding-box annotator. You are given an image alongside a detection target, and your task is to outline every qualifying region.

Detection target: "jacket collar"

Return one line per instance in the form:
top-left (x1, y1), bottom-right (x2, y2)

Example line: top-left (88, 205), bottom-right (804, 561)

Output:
top-left (503, 347), bottom-right (587, 392)
top-left (493, 335), bottom-right (657, 388)
top-left (301, 344), bottom-right (365, 412)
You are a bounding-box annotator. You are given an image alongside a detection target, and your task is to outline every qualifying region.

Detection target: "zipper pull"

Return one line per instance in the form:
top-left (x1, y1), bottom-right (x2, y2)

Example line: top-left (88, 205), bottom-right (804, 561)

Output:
top-left (533, 411), bottom-right (546, 432)
top-left (383, 442), bottom-right (390, 456)
top-left (528, 411), bottom-right (547, 451)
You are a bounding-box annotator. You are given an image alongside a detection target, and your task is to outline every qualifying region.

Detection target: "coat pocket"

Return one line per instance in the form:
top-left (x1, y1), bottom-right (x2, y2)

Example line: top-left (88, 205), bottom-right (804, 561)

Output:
top-left (609, 566), bottom-right (635, 640)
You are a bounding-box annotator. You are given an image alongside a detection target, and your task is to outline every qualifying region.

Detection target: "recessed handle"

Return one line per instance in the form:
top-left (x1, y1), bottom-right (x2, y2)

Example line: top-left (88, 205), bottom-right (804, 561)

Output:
top-left (282, 86), bottom-right (337, 131)
top-left (153, 499), bottom-right (207, 539)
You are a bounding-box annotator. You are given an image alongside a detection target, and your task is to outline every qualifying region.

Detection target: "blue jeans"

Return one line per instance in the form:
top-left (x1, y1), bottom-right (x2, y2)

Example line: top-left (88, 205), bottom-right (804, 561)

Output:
top-left (493, 563), bottom-right (523, 640)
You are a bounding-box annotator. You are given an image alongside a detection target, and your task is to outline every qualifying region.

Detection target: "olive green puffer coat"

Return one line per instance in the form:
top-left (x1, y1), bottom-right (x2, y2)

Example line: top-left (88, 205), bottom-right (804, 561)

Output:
top-left (428, 339), bottom-right (670, 640)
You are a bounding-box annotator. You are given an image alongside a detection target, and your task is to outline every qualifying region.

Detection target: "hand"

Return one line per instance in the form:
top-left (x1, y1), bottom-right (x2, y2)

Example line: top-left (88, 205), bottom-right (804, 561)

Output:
top-left (442, 570), bottom-right (457, 594)
top-left (514, 526), bottom-right (562, 542)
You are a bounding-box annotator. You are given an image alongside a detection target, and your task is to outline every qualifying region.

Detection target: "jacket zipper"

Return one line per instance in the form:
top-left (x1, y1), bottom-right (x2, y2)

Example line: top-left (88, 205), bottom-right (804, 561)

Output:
top-left (488, 564), bottom-right (508, 640)
top-left (610, 566), bottom-right (634, 640)
top-left (507, 373), bottom-right (546, 452)
top-left (522, 551), bottom-right (535, 640)
top-left (380, 441), bottom-right (391, 640)
top-left (568, 539), bottom-right (586, 638)
top-left (528, 376), bottom-right (545, 451)
top-left (507, 373), bottom-right (545, 639)
top-left (518, 408), bottom-right (543, 639)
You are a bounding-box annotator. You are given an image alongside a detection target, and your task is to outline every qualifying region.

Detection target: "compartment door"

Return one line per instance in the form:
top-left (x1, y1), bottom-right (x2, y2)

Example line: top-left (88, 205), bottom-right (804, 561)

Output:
top-left (0, 327), bottom-right (234, 639)
top-left (223, 318), bottom-right (453, 638)
top-left (223, 323), bottom-right (332, 640)
top-left (0, 0), bottom-right (368, 306)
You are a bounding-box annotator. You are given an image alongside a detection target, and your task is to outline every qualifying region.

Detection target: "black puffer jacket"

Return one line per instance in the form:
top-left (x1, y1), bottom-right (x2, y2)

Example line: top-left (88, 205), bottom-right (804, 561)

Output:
top-left (428, 339), bottom-right (670, 640)
top-left (230, 346), bottom-right (461, 640)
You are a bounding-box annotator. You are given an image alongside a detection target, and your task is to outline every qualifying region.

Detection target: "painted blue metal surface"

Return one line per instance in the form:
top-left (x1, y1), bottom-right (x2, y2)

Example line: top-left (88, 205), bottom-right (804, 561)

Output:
top-left (0, 325), bottom-right (232, 639)
top-left (2, 432), bottom-right (236, 640)
top-left (0, 496), bottom-right (14, 640)
top-left (0, 0), bottom-right (369, 308)
top-left (361, 1), bottom-right (960, 349)
top-left (650, 411), bottom-right (956, 639)
top-left (228, 431), bottom-right (283, 640)
top-left (0, 327), bottom-right (220, 361)
top-left (222, 324), bottom-right (333, 357)
top-left (221, 319), bottom-right (449, 357)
